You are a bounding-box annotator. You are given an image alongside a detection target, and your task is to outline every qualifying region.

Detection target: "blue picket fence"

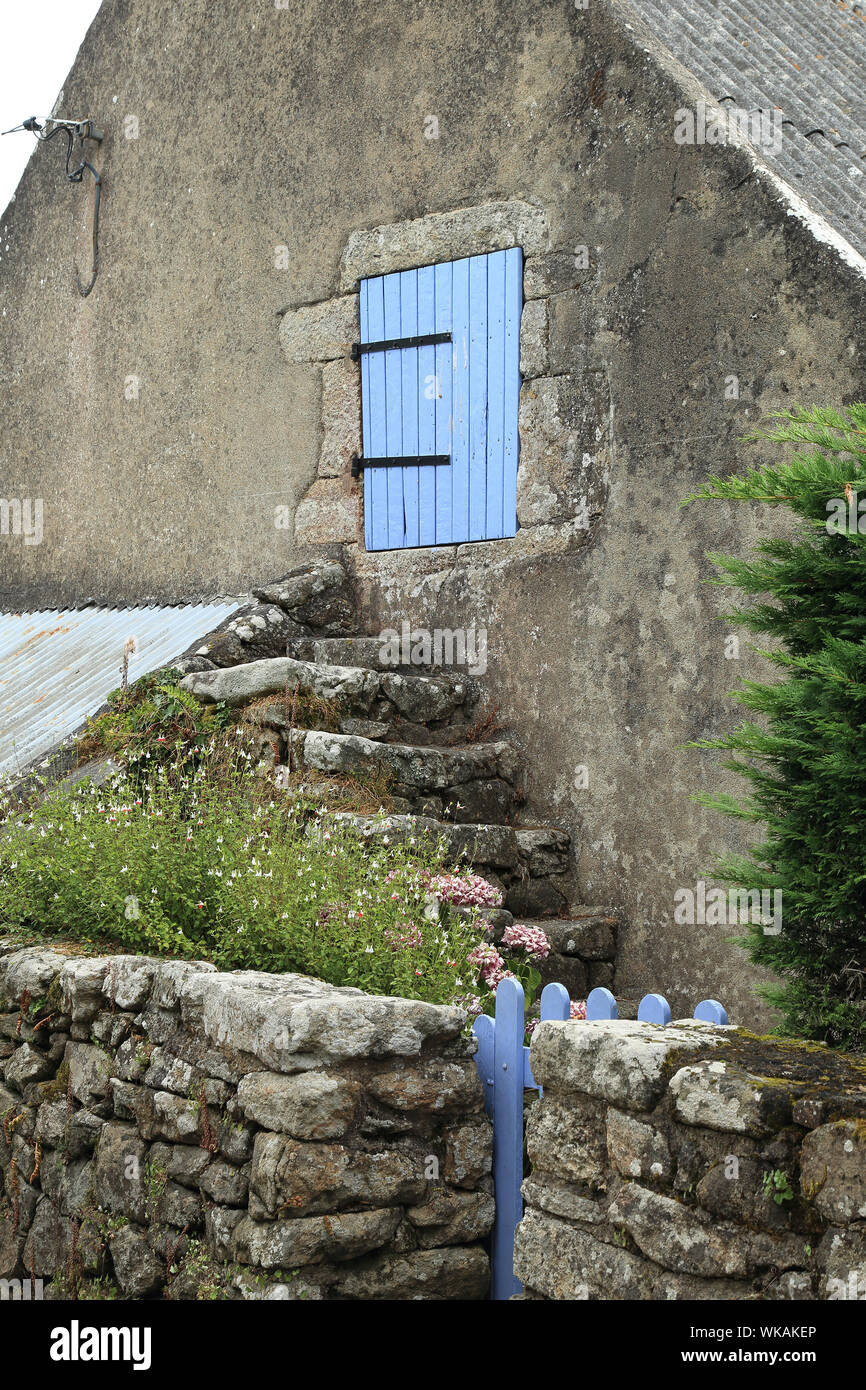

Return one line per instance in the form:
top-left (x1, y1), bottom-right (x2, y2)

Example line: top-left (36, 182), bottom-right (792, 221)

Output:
top-left (472, 979), bottom-right (729, 1301)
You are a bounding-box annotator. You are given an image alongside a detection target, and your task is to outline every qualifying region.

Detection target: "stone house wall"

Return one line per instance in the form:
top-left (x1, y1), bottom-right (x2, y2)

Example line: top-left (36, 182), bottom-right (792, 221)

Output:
top-left (0, 943), bottom-right (492, 1300)
top-left (515, 1017), bottom-right (866, 1300)
top-left (3, 0), bottom-right (866, 1024)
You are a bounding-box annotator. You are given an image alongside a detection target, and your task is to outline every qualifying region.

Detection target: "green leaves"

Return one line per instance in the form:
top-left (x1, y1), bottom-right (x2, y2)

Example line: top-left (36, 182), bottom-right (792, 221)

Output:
top-left (76, 667), bottom-right (232, 776)
top-left (761, 1169), bottom-right (795, 1205)
top-left (683, 404), bottom-right (866, 522)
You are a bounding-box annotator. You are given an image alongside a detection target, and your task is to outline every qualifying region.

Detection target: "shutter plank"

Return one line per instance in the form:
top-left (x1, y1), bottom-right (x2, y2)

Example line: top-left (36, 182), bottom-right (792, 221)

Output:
top-left (503, 246), bottom-right (522, 538)
top-left (450, 256), bottom-right (470, 544)
top-left (360, 279), bottom-right (373, 550)
top-left (365, 276), bottom-right (390, 550)
top-left (485, 249), bottom-right (507, 540)
top-left (399, 268), bottom-right (420, 548)
top-left (468, 252), bottom-right (489, 542)
top-left (417, 264), bottom-right (438, 548)
top-left (434, 259), bottom-right (454, 545)
top-left (383, 273), bottom-right (405, 548)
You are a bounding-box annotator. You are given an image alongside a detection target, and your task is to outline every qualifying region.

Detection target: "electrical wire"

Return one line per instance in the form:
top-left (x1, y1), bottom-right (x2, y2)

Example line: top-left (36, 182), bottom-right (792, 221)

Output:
top-left (2, 117), bottom-right (102, 296)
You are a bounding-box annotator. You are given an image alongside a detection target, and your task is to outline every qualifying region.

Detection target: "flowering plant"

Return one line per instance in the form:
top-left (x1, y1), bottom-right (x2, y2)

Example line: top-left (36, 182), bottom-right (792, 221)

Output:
top-left (0, 689), bottom-right (588, 1030)
top-left (426, 871), bottom-right (504, 910)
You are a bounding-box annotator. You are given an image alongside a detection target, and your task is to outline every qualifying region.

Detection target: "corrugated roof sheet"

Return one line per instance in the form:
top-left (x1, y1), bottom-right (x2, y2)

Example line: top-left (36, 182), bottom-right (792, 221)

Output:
top-left (0, 603), bottom-right (239, 778)
top-left (618, 0), bottom-right (866, 259)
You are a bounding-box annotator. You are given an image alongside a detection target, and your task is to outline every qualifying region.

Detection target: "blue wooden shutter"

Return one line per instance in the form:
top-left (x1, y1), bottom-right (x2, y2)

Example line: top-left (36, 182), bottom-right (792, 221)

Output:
top-left (358, 247), bottom-right (522, 550)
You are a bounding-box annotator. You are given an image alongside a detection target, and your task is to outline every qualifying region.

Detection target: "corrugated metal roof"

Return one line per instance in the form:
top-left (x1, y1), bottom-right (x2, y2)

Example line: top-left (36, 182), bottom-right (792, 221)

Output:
top-left (619, 0), bottom-right (866, 260)
top-left (0, 603), bottom-right (239, 778)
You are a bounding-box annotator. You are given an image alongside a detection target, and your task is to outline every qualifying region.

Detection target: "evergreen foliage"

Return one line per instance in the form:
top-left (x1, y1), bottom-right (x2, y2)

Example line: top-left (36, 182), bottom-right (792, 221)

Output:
top-left (685, 404), bottom-right (866, 1050)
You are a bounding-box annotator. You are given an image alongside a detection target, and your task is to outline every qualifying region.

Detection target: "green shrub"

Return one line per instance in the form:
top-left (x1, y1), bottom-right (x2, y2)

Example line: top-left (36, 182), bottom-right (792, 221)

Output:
top-left (685, 403), bottom-right (866, 1050)
top-left (0, 737), bottom-right (496, 1008)
top-left (1, 673), bottom-right (564, 1027)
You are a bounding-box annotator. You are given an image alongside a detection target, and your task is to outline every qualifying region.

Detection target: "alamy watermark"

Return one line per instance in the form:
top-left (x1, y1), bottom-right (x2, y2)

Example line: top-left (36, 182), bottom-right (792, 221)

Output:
top-left (0, 497), bottom-right (42, 545)
top-left (674, 880), bottom-right (782, 936)
top-left (50, 1322), bottom-right (152, 1370)
top-left (0, 1276), bottom-right (43, 1300)
top-left (674, 99), bottom-right (782, 156)
top-left (827, 1271), bottom-right (866, 1300)
top-left (826, 486), bottom-right (866, 534)
top-left (378, 621), bottom-right (487, 676)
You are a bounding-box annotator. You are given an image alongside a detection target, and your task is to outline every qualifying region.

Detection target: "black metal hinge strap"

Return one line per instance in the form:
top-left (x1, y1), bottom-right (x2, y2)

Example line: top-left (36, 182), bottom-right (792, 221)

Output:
top-left (350, 332), bottom-right (451, 361)
top-left (351, 454), bottom-right (450, 478)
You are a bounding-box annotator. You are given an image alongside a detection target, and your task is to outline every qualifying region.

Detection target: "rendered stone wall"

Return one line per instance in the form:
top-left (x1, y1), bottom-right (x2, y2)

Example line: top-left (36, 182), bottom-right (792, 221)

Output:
top-left (0, 943), bottom-right (492, 1300)
top-left (515, 1017), bottom-right (866, 1300)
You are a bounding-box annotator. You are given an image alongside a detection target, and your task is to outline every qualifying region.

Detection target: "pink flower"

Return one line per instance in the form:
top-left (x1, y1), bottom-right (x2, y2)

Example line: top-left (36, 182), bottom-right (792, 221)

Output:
top-left (467, 941), bottom-right (504, 984)
top-left (570, 999), bottom-right (587, 1020)
top-left (429, 872), bottom-right (503, 909)
top-left (502, 923), bottom-right (551, 961)
top-left (466, 943), bottom-right (517, 992)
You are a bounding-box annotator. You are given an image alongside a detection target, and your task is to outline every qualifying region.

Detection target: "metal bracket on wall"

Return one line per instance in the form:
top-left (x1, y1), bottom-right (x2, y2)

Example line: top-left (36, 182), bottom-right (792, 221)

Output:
top-left (350, 331), bottom-right (451, 361)
top-left (351, 454), bottom-right (451, 479)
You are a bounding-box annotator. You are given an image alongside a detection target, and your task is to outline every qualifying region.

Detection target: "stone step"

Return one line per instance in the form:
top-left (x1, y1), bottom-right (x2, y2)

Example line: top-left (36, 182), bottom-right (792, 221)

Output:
top-left (180, 655), bottom-right (478, 744)
top-left (542, 910), bottom-right (621, 962)
top-left (303, 636), bottom-right (416, 672)
top-left (176, 562), bottom-right (356, 670)
top-left (322, 811), bottom-right (572, 917)
top-left (285, 729), bottom-right (520, 824)
top-left (300, 635), bottom-right (481, 679)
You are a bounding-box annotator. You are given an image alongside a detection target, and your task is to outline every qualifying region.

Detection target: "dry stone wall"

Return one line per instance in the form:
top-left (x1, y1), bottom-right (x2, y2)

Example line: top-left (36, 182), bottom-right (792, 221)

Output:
top-left (0, 943), bottom-right (492, 1300)
top-left (515, 1017), bottom-right (866, 1301)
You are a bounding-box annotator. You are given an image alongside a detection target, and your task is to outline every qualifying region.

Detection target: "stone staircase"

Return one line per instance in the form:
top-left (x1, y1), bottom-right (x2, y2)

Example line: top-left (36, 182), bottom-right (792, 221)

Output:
top-left (175, 562), bottom-right (620, 993)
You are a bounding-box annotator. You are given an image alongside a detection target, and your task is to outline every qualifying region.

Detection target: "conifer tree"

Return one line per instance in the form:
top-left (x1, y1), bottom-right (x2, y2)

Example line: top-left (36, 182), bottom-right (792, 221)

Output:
top-left (685, 404), bottom-right (866, 1050)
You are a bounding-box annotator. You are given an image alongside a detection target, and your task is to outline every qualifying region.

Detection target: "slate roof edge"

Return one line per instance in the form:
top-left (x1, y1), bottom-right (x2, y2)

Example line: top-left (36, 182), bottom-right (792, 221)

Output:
top-left (602, 0), bottom-right (866, 285)
top-left (746, 160), bottom-right (866, 283)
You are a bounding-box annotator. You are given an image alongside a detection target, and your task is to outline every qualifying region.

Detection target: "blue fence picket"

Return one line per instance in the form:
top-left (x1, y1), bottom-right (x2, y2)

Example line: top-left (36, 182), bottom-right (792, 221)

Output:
top-left (540, 981), bottom-right (571, 1020)
top-left (637, 992), bottom-right (672, 1025)
top-left (490, 976), bottom-right (524, 1301)
top-left (586, 986), bottom-right (618, 1020)
top-left (473, 1012), bottom-right (495, 1120)
top-left (694, 998), bottom-right (729, 1024)
top-left (473, 979), bottom-right (570, 1300)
